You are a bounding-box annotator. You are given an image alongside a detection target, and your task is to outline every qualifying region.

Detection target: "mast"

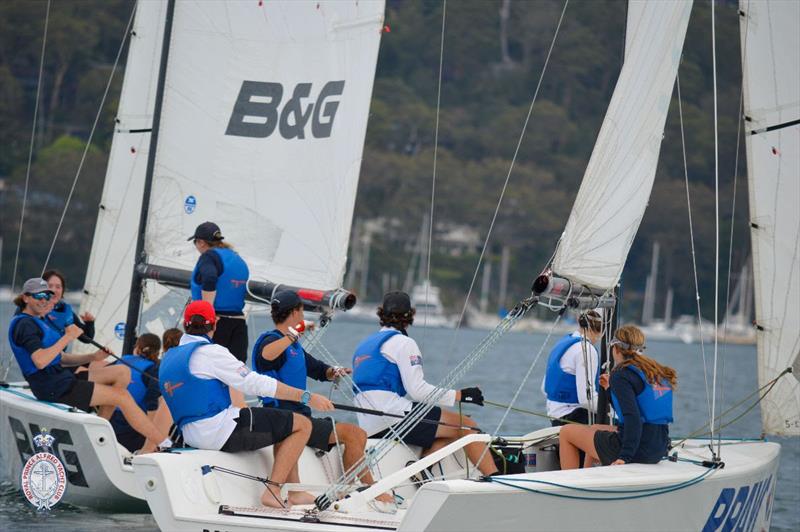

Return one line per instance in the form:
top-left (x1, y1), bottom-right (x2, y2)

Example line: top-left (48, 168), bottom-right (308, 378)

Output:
top-left (122, 0), bottom-right (176, 354)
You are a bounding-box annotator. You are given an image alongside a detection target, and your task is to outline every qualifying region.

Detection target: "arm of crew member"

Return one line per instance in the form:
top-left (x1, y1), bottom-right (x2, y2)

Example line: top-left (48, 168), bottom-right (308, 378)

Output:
top-left (196, 252), bottom-right (220, 304)
top-left (31, 324), bottom-right (82, 369)
top-left (612, 371), bottom-right (643, 463)
top-left (395, 345), bottom-right (457, 406)
top-left (573, 343), bottom-right (599, 412)
top-left (260, 335), bottom-right (294, 361)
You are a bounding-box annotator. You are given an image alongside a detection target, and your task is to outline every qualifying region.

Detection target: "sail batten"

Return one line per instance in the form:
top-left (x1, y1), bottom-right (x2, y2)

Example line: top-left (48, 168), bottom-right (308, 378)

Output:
top-left (551, 1), bottom-right (692, 291)
top-left (741, 0), bottom-right (800, 436)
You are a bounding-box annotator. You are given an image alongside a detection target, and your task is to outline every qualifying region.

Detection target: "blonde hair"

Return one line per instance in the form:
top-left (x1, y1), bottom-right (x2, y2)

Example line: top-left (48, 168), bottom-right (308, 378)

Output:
top-left (613, 325), bottom-right (677, 389)
top-left (208, 240), bottom-right (233, 250)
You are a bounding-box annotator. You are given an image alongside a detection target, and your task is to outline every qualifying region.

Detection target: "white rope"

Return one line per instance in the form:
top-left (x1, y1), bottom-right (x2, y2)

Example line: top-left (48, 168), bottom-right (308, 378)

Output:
top-left (709, 0), bottom-right (721, 457)
top-left (676, 73), bottom-right (713, 427)
top-left (40, 1), bottom-right (138, 274)
top-left (10, 0), bottom-right (51, 292)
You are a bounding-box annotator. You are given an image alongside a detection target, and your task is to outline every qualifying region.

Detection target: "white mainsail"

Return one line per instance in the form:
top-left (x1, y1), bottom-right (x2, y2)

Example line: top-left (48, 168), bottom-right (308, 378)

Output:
top-left (138, 0), bottom-right (384, 326)
top-left (551, 1), bottom-right (691, 291)
top-left (740, 0), bottom-right (800, 436)
top-left (80, 1), bottom-right (167, 352)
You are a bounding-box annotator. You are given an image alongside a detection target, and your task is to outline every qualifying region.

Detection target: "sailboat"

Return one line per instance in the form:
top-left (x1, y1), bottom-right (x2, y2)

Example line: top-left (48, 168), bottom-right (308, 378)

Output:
top-left (0, 0), bottom-right (795, 529)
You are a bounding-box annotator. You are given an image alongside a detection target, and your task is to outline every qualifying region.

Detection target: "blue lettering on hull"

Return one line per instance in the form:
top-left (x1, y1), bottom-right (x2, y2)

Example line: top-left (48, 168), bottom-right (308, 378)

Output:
top-left (702, 475), bottom-right (775, 532)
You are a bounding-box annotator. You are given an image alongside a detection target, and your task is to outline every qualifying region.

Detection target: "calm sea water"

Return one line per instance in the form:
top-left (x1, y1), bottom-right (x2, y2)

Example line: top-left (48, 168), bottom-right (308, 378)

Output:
top-left (1, 309), bottom-right (798, 531)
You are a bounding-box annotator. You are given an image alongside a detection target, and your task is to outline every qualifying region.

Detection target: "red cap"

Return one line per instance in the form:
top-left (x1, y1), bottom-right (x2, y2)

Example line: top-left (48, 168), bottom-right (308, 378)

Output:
top-left (184, 300), bottom-right (216, 326)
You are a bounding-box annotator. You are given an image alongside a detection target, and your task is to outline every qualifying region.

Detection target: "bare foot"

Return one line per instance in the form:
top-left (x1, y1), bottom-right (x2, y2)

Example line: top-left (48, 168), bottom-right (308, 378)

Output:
top-left (376, 492), bottom-right (394, 504)
top-left (261, 485), bottom-right (287, 508)
top-left (287, 490), bottom-right (316, 506)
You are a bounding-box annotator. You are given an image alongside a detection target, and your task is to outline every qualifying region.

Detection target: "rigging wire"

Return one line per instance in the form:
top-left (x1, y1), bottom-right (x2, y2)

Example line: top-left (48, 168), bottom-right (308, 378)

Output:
top-left (2, 0), bottom-right (52, 381)
top-left (421, 0), bottom-right (447, 339)
top-left (10, 0), bottom-right (50, 295)
top-left (709, 0), bottom-right (722, 460)
top-left (40, 1), bottom-right (138, 274)
top-left (445, 0), bottom-right (570, 357)
top-left (675, 73), bottom-right (714, 434)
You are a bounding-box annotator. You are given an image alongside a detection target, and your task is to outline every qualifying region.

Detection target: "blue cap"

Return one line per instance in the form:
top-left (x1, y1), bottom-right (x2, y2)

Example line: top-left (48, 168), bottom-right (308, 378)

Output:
top-left (271, 290), bottom-right (302, 313)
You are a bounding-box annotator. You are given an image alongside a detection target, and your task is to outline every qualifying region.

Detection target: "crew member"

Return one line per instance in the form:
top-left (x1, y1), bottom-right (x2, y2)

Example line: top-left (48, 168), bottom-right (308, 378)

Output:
top-left (9, 278), bottom-right (171, 449)
top-left (109, 333), bottom-right (163, 452)
top-left (188, 221), bottom-right (249, 407)
top-left (159, 300), bottom-right (334, 508)
top-left (541, 310), bottom-right (604, 426)
top-left (252, 290), bottom-right (393, 506)
top-left (352, 290), bottom-right (498, 476)
top-left (558, 325), bottom-right (675, 469)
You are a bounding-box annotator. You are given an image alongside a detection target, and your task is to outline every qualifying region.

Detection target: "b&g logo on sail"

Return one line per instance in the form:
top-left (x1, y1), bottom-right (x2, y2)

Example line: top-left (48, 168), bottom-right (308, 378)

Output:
top-left (225, 81), bottom-right (345, 140)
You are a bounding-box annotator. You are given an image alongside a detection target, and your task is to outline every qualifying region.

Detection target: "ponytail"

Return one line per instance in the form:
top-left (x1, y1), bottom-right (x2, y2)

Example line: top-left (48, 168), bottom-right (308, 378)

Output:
top-left (134, 333), bottom-right (162, 362)
top-left (612, 325), bottom-right (678, 389)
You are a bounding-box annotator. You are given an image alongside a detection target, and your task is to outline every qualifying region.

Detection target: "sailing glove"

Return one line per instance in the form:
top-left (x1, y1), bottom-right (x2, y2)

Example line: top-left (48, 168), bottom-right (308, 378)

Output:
top-left (459, 387), bottom-right (485, 406)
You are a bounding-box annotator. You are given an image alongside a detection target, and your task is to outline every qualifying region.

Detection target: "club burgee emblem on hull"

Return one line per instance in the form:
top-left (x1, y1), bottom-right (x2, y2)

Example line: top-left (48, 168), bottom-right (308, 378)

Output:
top-left (20, 428), bottom-right (67, 511)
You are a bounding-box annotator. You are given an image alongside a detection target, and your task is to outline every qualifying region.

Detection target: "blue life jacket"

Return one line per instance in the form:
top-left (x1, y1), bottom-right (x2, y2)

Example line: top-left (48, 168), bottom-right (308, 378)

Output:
top-left (159, 340), bottom-right (231, 429)
top-left (190, 248), bottom-right (249, 313)
top-left (351, 330), bottom-right (405, 396)
top-left (46, 301), bottom-right (75, 332)
top-left (119, 355), bottom-right (155, 411)
top-left (8, 314), bottom-right (64, 377)
top-left (544, 334), bottom-right (599, 403)
top-left (251, 330), bottom-right (307, 407)
top-left (611, 365), bottom-right (673, 425)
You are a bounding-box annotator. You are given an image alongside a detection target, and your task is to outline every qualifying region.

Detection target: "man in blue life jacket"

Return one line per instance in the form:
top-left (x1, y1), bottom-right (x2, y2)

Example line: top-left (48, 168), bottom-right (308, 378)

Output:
top-left (159, 300), bottom-right (335, 508)
top-left (8, 278), bottom-right (172, 449)
top-left (541, 310), bottom-right (604, 426)
top-left (252, 290), bottom-right (394, 507)
top-left (189, 221), bottom-right (250, 407)
top-left (351, 291), bottom-right (499, 477)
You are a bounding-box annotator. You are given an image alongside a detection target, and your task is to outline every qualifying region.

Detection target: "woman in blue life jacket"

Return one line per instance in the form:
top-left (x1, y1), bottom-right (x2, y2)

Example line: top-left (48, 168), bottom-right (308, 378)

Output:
top-left (558, 325), bottom-right (676, 469)
top-left (188, 222), bottom-right (249, 408)
top-left (541, 310), bottom-right (604, 426)
top-left (109, 333), bottom-right (164, 452)
top-left (352, 291), bottom-right (499, 477)
top-left (252, 290), bottom-right (394, 507)
top-left (8, 278), bottom-right (172, 450)
top-left (43, 269), bottom-right (95, 344)
top-left (42, 269), bottom-right (132, 414)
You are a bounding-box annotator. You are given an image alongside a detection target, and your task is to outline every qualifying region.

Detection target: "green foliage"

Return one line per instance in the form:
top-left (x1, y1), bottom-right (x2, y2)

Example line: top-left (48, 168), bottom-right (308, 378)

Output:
top-left (0, 0), bottom-right (749, 323)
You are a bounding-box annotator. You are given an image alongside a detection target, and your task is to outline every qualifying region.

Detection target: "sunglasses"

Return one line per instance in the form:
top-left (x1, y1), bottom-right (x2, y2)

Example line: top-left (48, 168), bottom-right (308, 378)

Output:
top-left (28, 292), bottom-right (53, 301)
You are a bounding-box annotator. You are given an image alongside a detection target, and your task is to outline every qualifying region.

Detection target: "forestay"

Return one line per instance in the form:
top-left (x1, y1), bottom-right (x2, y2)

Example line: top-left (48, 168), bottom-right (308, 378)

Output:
top-left (142, 0), bottom-right (383, 297)
top-left (740, 0), bottom-right (800, 436)
top-left (80, 1), bottom-right (167, 352)
top-left (551, 1), bottom-right (691, 290)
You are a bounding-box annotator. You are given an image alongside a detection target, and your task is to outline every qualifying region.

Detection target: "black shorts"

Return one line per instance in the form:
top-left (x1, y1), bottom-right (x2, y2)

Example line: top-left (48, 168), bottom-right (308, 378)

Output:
top-left (56, 379), bottom-right (95, 412)
top-left (308, 417), bottom-right (335, 452)
top-left (221, 407), bottom-right (294, 453)
top-left (550, 407), bottom-right (589, 427)
top-left (372, 405), bottom-right (441, 450)
top-left (213, 316), bottom-right (249, 363)
top-left (593, 430), bottom-right (622, 465)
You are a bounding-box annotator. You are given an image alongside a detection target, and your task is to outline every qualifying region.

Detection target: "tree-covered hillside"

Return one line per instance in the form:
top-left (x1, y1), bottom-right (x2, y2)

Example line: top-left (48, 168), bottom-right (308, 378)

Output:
top-left (0, 0), bottom-right (749, 322)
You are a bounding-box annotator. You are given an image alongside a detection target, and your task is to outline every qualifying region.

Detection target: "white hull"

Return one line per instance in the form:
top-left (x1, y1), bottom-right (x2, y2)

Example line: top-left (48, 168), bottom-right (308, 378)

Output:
top-left (134, 428), bottom-right (779, 531)
top-left (0, 384), bottom-right (145, 511)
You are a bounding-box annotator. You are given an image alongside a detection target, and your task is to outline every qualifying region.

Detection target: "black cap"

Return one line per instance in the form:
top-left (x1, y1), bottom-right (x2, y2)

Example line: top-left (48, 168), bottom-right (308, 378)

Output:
top-left (188, 221), bottom-right (223, 242)
top-left (271, 290), bottom-right (302, 313)
top-left (382, 291), bottom-right (412, 314)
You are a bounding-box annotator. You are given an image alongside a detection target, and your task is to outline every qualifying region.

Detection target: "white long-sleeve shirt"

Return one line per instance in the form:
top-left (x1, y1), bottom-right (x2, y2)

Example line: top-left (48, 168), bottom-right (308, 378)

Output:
top-left (354, 327), bottom-right (457, 436)
top-left (540, 331), bottom-right (600, 419)
top-left (179, 334), bottom-right (279, 450)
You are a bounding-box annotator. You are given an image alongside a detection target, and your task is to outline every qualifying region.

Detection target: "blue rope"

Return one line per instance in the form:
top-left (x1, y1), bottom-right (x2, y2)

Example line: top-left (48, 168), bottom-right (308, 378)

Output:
top-left (0, 385), bottom-right (73, 412)
top-left (486, 466), bottom-right (717, 501)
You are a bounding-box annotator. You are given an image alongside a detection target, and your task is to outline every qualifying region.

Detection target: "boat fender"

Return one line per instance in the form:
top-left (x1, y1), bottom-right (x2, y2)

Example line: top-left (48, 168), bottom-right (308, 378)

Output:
top-left (200, 465), bottom-right (221, 503)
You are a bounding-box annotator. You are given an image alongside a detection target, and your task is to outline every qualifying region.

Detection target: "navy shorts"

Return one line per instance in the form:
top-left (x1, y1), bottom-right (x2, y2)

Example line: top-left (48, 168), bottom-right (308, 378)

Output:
top-left (221, 407), bottom-right (294, 453)
top-left (56, 379), bottom-right (95, 412)
top-left (372, 405), bottom-right (442, 450)
top-left (593, 430), bottom-right (622, 465)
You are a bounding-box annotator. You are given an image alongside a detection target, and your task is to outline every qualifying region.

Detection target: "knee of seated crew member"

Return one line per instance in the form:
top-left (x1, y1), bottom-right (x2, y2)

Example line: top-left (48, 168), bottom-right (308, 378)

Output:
top-left (332, 422), bottom-right (367, 447)
top-left (292, 413), bottom-right (312, 435)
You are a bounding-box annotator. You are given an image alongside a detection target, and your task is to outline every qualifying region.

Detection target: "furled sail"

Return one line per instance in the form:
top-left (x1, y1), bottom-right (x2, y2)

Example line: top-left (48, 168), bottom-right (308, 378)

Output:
top-left (551, 1), bottom-right (691, 290)
top-left (79, 1), bottom-right (167, 352)
top-left (740, 0), bottom-right (800, 436)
